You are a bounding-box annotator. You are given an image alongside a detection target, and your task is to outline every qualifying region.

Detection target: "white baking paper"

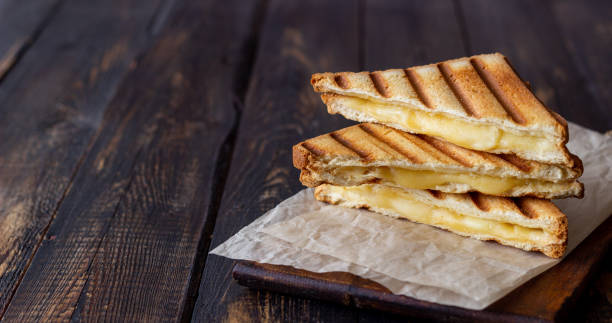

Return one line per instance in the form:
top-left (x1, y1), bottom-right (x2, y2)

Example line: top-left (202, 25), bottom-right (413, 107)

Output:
top-left (210, 122), bottom-right (612, 310)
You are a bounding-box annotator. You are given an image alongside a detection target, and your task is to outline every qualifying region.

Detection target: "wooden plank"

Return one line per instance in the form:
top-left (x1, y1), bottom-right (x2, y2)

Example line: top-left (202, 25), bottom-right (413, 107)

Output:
top-left (358, 2), bottom-right (467, 321)
top-left (191, 0), bottom-right (360, 321)
top-left (363, 0), bottom-right (466, 70)
top-left (457, 0), bottom-right (609, 132)
top-left (233, 214), bottom-right (612, 322)
top-left (1, 0), bottom-right (259, 321)
top-left (0, 0), bottom-right (60, 80)
top-left (0, 0), bottom-right (169, 316)
top-left (567, 252), bottom-right (612, 322)
top-left (550, 0), bottom-right (612, 132)
top-left (487, 217), bottom-right (612, 320)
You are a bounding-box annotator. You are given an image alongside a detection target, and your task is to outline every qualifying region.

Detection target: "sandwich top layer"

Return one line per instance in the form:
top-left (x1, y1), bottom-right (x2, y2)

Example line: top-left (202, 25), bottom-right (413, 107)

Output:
top-left (311, 53), bottom-right (571, 165)
top-left (315, 184), bottom-right (567, 258)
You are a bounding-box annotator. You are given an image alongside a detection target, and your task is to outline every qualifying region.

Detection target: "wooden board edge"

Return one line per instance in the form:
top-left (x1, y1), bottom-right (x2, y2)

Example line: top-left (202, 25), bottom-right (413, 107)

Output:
top-left (232, 261), bottom-right (544, 323)
top-left (232, 215), bottom-right (612, 322)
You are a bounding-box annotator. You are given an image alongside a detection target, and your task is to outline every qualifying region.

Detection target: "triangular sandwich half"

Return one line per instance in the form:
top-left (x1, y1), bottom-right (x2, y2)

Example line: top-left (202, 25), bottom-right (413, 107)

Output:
top-left (315, 183), bottom-right (567, 258)
top-left (294, 123), bottom-right (583, 199)
top-left (311, 53), bottom-right (572, 166)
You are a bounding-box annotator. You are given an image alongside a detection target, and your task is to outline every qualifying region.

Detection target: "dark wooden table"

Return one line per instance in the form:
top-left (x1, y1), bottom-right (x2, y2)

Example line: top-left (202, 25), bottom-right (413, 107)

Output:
top-left (0, 0), bottom-right (610, 321)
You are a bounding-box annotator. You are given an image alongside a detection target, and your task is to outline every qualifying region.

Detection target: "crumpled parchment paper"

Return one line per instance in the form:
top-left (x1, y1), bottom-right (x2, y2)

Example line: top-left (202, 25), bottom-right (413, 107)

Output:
top-left (211, 122), bottom-right (612, 310)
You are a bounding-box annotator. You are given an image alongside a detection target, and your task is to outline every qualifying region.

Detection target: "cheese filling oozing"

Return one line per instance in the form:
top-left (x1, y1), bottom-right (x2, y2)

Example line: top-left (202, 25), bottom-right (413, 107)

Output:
top-left (325, 184), bottom-right (553, 244)
top-left (334, 166), bottom-right (570, 196)
top-left (335, 96), bottom-right (557, 155)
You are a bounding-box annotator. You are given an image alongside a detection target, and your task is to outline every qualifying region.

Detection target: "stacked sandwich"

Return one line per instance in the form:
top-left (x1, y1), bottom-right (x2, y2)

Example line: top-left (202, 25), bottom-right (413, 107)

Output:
top-left (292, 53), bottom-right (583, 258)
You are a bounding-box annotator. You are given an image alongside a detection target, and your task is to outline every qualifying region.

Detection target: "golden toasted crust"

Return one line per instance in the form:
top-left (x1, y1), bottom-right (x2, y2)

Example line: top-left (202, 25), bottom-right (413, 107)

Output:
top-left (311, 53), bottom-right (567, 138)
top-left (315, 184), bottom-right (567, 258)
top-left (293, 123), bottom-right (583, 198)
top-left (311, 53), bottom-right (572, 165)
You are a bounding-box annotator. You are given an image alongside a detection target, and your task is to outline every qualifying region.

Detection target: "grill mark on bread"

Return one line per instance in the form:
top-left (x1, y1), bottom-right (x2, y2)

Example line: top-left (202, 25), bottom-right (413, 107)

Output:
top-left (369, 72), bottom-right (391, 97)
top-left (437, 62), bottom-right (479, 117)
top-left (357, 124), bottom-right (422, 163)
top-left (468, 192), bottom-right (489, 211)
top-left (470, 58), bottom-right (526, 124)
top-left (498, 154), bottom-right (532, 172)
top-left (513, 198), bottom-right (538, 219)
top-left (502, 55), bottom-right (568, 133)
top-left (474, 149), bottom-right (527, 173)
top-left (414, 134), bottom-right (473, 167)
top-left (334, 74), bottom-right (350, 89)
top-left (393, 132), bottom-right (451, 164)
top-left (300, 142), bottom-right (324, 156)
top-left (404, 69), bottom-right (433, 108)
top-left (329, 132), bottom-right (371, 160)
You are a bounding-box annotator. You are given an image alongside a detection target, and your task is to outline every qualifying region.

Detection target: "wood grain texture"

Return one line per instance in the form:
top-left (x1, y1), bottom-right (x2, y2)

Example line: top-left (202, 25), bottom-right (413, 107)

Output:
top-left (488, 216), bottom-right (612, 321)
top-left (357, 2), bottom-right (467, 321)
top-left (234, 215), bottom-right (612, 322)
top-left (457, 0), bottom-right (609, 132)
top-left (363, 0), bottom-right (466, 70)
top-left (233, 263), bottom-right (523, 323)
top-left (550, 0), bottom-right (612, 132)
top-left (567, 252), bottom-right (612, 322)
top-left (0, 0), bottom-right (167, 316)
top-left (0, 0), bottom-right (60, 80)
top-left (0, 0), bottom-right (608, 321)
top-left (191, 0), bottom-right (360, 322)
top-left (1, 0), bottom-right (259, 321)
top-left (206, 1), bottom-right (612, 321)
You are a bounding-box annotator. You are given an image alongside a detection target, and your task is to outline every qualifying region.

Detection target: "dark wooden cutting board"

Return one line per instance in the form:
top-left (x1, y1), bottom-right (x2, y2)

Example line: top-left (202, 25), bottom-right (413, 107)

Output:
top-left (232, 215), bottom-right (612, 322)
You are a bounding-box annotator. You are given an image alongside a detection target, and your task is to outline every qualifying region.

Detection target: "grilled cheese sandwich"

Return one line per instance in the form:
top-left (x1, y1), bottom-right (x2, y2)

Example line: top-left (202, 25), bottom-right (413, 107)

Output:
top-left (311, 53), bottom-right (572, 166)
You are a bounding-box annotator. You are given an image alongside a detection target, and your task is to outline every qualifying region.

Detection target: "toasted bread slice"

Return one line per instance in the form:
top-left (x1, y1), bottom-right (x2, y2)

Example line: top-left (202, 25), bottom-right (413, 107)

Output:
top-left (294, 123), bottom-right (583, 199)
top-left (311, 53), bottom-right (572, 166)
top-left (315, 183), bottom-right (567, 258)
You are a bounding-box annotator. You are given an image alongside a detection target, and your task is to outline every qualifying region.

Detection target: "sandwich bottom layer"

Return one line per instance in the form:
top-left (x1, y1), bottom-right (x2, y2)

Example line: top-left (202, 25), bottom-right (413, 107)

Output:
top-left (314, 184), bottom-right (566, 258)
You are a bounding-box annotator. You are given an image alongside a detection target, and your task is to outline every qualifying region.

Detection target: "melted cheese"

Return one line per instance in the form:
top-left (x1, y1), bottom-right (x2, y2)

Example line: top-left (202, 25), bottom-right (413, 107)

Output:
top-left (335, 167), bottom-right (569, 196)
top-left (339, 96), bottom-right (556, 154)
top-left (328, 185), bottom-right (551, 244)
